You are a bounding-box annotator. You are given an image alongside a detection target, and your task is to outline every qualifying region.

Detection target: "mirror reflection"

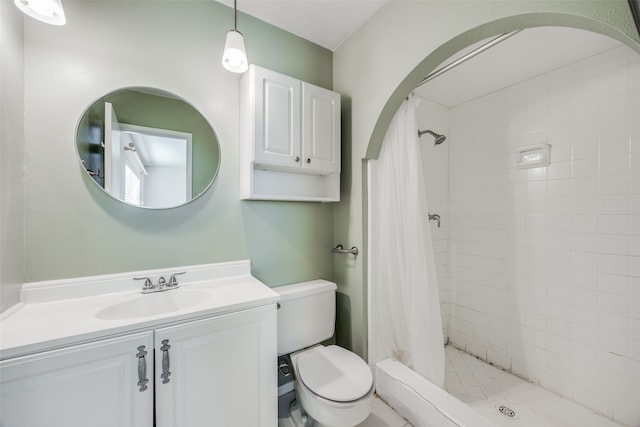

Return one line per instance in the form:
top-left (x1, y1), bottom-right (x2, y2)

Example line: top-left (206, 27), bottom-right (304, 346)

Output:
top-left (76, 87), bottom-right (220, 209)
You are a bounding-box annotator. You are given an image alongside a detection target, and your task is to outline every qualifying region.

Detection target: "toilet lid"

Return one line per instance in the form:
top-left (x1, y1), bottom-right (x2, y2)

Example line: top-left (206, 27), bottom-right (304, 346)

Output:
top-left (296, 345), bottom-right (373, 402)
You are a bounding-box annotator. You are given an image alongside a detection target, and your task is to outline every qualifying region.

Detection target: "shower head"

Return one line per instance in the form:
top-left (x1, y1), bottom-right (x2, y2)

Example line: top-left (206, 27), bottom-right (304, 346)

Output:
top-left (418, 129), bottom-right (446, 145)
top-left (434, 133), bottom-right (446, 145)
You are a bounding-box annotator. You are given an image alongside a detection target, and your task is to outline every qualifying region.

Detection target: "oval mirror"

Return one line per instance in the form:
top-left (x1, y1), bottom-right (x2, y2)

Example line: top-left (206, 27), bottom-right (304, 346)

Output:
top-left (76, 87), bottom-right (220, 209)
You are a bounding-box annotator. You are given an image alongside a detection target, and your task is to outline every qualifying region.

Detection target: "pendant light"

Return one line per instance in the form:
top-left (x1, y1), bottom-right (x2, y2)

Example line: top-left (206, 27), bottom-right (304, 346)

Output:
top-left (222, 0), bottom-right (248, 73)
top-left (14, 0), bottom-right (66, 25)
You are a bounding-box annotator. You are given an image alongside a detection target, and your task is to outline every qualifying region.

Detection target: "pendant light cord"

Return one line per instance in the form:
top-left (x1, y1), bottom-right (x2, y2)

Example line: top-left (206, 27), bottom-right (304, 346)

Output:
top-left (234, 0), bottom-right (238, 31)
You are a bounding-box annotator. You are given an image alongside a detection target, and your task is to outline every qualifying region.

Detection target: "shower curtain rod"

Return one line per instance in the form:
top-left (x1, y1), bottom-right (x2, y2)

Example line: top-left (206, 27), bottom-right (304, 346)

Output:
top-left (415, 30), bottom-right (521, 89)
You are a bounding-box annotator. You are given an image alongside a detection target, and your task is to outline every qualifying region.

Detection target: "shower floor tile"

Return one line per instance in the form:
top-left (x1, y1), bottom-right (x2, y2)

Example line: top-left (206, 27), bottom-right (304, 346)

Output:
top-left (444, 346), bottom-right (623, 427)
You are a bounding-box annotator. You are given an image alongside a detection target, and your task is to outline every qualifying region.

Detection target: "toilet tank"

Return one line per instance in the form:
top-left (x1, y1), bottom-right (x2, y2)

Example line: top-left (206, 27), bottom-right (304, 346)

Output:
top-left (274, 280), bottom-right (337, 355)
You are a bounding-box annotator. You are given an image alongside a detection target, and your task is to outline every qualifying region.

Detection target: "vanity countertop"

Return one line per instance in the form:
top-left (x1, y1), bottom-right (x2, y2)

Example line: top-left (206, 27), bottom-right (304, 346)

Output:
top-left (0, 260), bottom-right (279, 360)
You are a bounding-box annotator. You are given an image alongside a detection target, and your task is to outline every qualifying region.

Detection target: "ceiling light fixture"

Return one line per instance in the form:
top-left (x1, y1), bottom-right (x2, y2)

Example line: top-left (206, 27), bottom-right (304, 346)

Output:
top-left (14, 0), bottom-right (66, 25)
top-left (222, 0), bottom-right (248, 73)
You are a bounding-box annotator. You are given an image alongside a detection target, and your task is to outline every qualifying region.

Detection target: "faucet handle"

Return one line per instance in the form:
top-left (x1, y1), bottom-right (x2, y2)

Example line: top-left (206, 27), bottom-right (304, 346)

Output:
top-left (168, 271), bottom-right (186, 287)
top-left (134, 277), bottom-right (153, 291)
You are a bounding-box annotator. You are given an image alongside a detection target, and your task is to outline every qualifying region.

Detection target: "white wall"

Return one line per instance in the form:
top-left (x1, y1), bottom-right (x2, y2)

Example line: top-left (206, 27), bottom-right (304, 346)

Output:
top-left (0, 2), bottom-right (25, 312)
top-left (416, 98), bottom-right (450, 342)
top-left (333, 0), bottom-right (640, 360)
top-left (444, 45), bottom-right (640, 425)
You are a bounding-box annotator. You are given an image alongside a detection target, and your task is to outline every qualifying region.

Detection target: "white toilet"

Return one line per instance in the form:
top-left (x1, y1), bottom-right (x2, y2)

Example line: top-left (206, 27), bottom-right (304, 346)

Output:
top-left (275, 280), bottom-right (373, 427)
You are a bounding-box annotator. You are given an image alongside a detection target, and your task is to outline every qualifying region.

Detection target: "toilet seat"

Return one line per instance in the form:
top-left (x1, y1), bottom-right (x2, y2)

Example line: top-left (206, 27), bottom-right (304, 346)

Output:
top-left (296, 345), bottom-right (373, 402)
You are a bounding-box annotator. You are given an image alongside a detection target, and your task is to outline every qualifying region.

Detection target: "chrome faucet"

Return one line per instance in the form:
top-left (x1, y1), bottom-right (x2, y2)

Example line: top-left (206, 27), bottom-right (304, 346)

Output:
top-left (168, 272), bottom-right (186, 287)
top-left (157, 276), bottom-right (167, 289)
top-left (135, 277), bottom-right (154, 292)
top-left (135, 272), bottom-right (186, 294)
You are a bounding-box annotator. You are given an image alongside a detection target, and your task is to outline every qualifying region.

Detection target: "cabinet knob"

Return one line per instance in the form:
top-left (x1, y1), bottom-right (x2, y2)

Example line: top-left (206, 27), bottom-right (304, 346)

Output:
top-left (306, 158), bottom-right (311, 164)
top-left (294, 156), bottom-right (300, 162)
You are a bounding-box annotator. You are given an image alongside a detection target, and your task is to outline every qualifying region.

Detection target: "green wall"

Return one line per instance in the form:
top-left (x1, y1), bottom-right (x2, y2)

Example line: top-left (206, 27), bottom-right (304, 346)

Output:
top-left (333, 0), bottom-right (640, 358)
top-left (21, 1), bottom-right (334, 288)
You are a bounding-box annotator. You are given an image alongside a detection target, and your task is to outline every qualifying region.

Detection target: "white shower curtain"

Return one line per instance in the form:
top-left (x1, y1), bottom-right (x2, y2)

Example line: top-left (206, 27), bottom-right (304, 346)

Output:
top-left (368, 96), bottom-right (444, 387)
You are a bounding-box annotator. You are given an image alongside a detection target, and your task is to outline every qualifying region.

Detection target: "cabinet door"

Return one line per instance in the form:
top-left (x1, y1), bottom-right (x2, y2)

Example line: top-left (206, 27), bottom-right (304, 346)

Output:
top-left (302, 82), bottom-right (341, 174)
top-left (155, 305), bottom-right (277, 427)
top-left (0, 331), bottom-right (154, 427)
top-left (253, 66), bottom-right (301, 168)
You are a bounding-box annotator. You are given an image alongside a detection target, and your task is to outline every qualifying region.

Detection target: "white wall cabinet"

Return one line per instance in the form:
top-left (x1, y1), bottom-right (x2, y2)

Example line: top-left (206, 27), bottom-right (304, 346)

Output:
top-left (0, 305), bottom-right (277, 427)
top-left (240, 65), bottom-right (341, 202)
top-left (249, 67), bottom-right (301, 170)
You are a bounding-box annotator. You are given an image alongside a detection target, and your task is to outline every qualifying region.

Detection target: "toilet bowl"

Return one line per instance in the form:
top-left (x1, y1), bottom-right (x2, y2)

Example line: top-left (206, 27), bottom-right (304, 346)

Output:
top-left (292, 345), bottom-right (373, 427)
top-left (275, 280), bottom-right (373, 427)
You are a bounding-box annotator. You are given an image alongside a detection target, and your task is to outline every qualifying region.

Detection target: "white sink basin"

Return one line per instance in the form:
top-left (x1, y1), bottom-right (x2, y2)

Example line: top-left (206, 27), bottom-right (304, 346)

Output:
top-left (96, 290), bottom-right (211, 320)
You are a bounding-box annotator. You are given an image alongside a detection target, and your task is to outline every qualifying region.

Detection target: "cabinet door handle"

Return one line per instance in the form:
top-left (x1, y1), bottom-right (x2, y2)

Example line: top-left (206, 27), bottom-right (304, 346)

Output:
top-left (294, 156), bottom-right (300, 162)
top-left (136, 345), bottom-right (149, 392)
top-left (161, 339), bottom-right (171, 384)
top-left (306, 158), bottom-right (311, 163)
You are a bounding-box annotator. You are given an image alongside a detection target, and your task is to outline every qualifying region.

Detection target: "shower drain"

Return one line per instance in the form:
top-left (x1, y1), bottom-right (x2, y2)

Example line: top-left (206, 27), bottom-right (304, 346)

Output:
top-left (496, 404), bottom-right (518, 419)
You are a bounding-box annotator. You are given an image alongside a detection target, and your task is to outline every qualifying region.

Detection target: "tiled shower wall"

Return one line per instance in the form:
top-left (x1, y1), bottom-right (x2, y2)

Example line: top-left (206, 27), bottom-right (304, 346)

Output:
top-left (442, 45), bottom-right (640, 426)
top-left (417, 98), bottom-right (450, 343)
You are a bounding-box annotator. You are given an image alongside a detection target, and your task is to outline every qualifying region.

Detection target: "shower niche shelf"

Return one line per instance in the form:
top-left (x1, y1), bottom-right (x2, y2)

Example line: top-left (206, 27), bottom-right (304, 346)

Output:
top-left (240, 65), bottom-right (341, 202)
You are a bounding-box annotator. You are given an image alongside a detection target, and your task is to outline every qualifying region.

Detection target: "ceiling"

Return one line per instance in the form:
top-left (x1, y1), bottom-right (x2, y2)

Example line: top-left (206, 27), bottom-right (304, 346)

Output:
top-left (415, 26), bottom-right (623, 107)
top-left (212, 3), bottom-right (624, 107)
top-left (215, 0), bottom-right (388, 51)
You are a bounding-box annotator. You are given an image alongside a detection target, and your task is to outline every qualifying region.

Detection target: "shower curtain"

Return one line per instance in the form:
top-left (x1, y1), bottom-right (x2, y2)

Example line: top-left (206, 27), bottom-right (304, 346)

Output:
top-left (368, 96), bottom-right (444, 387)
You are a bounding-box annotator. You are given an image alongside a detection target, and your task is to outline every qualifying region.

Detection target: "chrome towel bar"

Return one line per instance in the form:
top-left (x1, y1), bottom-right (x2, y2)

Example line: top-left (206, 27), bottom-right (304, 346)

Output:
top-left (332, 244), bottom-right (359, 256)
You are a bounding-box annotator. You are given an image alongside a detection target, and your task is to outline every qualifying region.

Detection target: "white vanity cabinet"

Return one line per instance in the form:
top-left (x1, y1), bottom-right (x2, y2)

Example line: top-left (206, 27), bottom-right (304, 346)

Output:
top-left (155, 305), bottom-right (277, 427)
top-left (240, 64), bottom-right (341, 202)
top-left (0, 331), bottom-right (155, 427)
top-left (0, 305), bottom-right (277, 427)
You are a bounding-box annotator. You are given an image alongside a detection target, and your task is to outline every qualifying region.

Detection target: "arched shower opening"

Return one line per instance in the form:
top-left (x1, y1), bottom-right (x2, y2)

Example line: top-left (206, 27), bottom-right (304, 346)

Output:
top-left (367, 17), bottom-right (640, 427)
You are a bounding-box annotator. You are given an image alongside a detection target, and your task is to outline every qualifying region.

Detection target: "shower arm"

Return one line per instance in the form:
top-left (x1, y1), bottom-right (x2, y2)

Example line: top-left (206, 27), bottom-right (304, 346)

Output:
top-left (418, 129), bottom-right (446, 145)
top-left (418, 129), bottom-right (437, 138)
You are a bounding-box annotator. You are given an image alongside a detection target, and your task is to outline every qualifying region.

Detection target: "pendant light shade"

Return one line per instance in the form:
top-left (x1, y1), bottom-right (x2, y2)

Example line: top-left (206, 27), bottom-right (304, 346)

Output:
top-left (222, 0), bottom-right (248, 73)
top-left (14, 0), bottom-right (66, 25)
top-left (222, 29), bottom-right (248, 73)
